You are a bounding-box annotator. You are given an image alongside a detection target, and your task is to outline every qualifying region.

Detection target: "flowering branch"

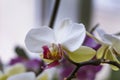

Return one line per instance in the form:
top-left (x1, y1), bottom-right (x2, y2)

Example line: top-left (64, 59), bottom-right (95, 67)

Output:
top-left (65, 59), bottom-right (101, 80)
top-left (49, 0), bottom-right (61, 28)
top-left (24, 0), bottom-right (120, 79)
top-left (65, 58), bottom-right (120, 80)
top-left (102, 60), bottom-right (120, 68)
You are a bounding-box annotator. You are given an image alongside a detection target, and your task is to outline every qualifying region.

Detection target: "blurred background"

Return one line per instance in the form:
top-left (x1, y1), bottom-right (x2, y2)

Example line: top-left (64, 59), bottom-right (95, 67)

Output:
top-left (0, 0), bottom-right (120, 79)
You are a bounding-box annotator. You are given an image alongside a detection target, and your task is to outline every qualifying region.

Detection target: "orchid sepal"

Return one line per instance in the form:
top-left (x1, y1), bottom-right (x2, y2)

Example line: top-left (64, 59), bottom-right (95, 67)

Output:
top-left (65, 46), bottom-right (96, 63)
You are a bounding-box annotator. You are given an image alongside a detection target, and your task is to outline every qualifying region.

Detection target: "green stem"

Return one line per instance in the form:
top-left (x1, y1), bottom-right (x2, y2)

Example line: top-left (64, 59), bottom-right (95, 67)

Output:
top-left (90, 24), bottom-right (99, 33)
top-left (66, 66), bottom-right (80, 80)
top-left (66, 58), bottom-right (120, 80)
top-left (49, 0), bottom-right (61, 28)
top-left (102, 60), bottom-right (120, 69)
top-left (86, 31), bottom-right (103, 44)
top-left (80, 0), bottom-right (93, 30)
top-left (66, 59), bottom-right (101, 80)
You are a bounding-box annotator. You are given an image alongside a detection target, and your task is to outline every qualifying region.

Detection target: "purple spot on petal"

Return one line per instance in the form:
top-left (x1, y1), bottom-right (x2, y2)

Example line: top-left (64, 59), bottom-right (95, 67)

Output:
top-left (83, 35), bottom-right (101, 50)
top-left (47, 61), bottom-right (60, 68)
top-left (9, 57), bottom-right (45, 75)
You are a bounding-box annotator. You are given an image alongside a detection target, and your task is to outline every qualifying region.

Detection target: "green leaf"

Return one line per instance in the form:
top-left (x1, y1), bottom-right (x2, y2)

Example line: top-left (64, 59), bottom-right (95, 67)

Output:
top-left (66, 46), bottom-right (96, 63)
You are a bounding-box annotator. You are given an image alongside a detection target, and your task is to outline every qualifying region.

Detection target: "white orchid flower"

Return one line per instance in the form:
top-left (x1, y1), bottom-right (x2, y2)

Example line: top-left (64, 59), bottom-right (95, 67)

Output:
top-left (7, 72), bottom-right (36, 80)
top-left (7, 68), bottom-right (57, 80)
top-left (0, 63), bottom-right (26, 80)
top-left (25, 19), bottom-right (96, 65)
top-left (37, 68), bottom-right (57, 80)
top-left (5, 63), bottom-right (26, 77)
top-left (96, 28), bottom-right (120, 70)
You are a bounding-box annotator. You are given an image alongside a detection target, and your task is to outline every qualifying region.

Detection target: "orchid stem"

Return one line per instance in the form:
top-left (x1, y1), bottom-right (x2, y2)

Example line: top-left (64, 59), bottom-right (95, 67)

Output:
top-left (66, 59), bottom-right (101, 80)
top-left (66, 58), bottom-right (120, 80)
top-left (102, 60), bottom-right (120, 69)
top-left (86, 31), bottom-right (103, 44)
top-left (90, 23), bottom-right (99, 34)
top-left (49, 0), bottom-right (60, 28)
top-left (66, 65), bottom-right (80, 80)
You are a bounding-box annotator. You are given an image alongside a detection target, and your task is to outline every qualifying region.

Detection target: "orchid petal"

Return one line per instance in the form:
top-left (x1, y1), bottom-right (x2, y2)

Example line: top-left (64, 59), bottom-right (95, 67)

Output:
top-left (104, 34), bottom-right (119, 43)
top-left (25, 27), bottom-right (55, 53)
top-left (54, 19), bottom-right (86, 51)
top-left (37, 68), bottom-right (56, 80)
top-left (37, 72), bottom-right (48, 80)
top-left (96, 28), bottom-right (111, 44)
top-left (104, 34), bottom-right (120, 55)
top-left (83, 35), bottom-right (101, 50)
top-left (96, 27), bottom-right (106, 38)
top-left (66, 46), bottom-right (96, 63)
top-left (5, 63), bottom-right (26, 77)
top-left (7, 72), bottom-right (36, 80)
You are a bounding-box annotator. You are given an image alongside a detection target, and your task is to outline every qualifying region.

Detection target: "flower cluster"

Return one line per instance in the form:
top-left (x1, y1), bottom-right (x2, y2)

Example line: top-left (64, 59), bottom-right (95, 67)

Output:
top-left (1, 19), bottom-right (120, 80)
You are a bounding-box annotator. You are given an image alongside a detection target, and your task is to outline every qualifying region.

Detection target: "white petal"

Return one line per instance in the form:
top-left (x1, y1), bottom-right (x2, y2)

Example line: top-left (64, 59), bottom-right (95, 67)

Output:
top-left (104, 34), bottom-right (119, 43)
top-left (104, 34), bottom-right (120, 54)
top-left (25, 27), bottom-right (55, 53)
top-left (37, 68), bottom-right (57, 80)
top-left (7, 72), bottom-right (36, 80)
top-left (54, 19), bottom-right (86, 51)
top-left (5, 63), bottom-right (26, 77)
top-left (96, 28), bottom-right (120, 54)
top-left (95, 64), bottom-right (111, 80)
top-left (96, 27), bottom-right (111, 44)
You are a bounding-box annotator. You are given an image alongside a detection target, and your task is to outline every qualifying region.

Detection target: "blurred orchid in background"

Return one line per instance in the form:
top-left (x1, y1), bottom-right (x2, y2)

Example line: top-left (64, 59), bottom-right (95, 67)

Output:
top-left (7, 68), bottom-right (56, 80)
top-left (0, 63), bottom-right (26, 80)
top-left (9, 57), bottom-right (45, 75)
top-left (0, 47), bottom-right (56, 80)
top-left (7, 72), bottom-right (36, 80)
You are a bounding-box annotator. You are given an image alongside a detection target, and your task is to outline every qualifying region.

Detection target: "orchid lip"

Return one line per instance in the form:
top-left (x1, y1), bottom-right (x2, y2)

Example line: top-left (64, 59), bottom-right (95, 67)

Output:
top-left (42, 44), bottom-right (63, 61)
